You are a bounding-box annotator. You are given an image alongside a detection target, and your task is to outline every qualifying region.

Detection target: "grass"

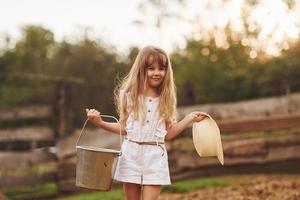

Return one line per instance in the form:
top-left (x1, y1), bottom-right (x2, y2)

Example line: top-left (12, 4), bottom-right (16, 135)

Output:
top-left (59, 176), bottom-right (248, 200)
top-left (161, 177), bottom-right (229, 193)
top-left (0, 163), bottom-right (57, 199)
top-left (60, 189), bottom-right (124, 200)
top-left (0, 183), bottom-right (57, 199)
top-left (0, 175), bottom-right (264, 200)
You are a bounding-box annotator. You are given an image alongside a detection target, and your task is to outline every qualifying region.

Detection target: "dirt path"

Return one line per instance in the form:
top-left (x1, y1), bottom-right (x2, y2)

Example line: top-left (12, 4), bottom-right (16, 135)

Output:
top-left (159, 175), bottom-right (300, 200)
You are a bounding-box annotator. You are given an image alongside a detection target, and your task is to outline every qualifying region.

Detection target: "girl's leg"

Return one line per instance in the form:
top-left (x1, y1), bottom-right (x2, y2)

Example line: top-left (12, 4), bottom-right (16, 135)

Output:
top-left (142, 185), bottom-right (161, 200)
top-left (123, 182), bottom-right (142, 200)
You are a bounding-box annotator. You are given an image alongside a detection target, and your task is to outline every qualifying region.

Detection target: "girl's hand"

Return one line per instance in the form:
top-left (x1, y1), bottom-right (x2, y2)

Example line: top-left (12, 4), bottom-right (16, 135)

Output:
top-left (187, 111), bottom-right (208, 123)
top-left (85, 108), bottom-right (102, 126)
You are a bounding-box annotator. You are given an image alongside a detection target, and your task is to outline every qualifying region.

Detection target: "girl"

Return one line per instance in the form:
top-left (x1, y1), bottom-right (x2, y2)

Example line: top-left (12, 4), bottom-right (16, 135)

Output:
top-left (86, 46), bottom-right (207, 200)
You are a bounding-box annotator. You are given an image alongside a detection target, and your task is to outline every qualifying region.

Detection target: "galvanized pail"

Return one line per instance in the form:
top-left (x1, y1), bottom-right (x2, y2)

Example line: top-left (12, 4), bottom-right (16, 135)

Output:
top-left (76, 115), bottom-right (122, 191)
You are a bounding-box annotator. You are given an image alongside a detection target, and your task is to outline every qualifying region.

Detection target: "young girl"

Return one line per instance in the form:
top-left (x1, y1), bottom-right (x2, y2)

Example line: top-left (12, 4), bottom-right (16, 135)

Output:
top-left (86, 45), bottom-right (207, 200)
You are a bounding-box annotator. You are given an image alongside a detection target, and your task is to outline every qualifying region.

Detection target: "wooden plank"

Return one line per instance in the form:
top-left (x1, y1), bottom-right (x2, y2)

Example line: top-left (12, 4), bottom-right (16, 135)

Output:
top-left (217, 112), bottom-right (300, 133)
top-left (0, 151), bottom-right (56, 167)
top-left (57, 164), bottom-right (76, 180)
top-left (0, 172), bottom-right (56, 188)
top-left (169, 134), bottom-right (300, 173)
top-left (0, 105), bottom-right (52, 121)
top-left (178, 93), bottom-right (300, 120)
top-left (0, 126), bottom-right (54, 142)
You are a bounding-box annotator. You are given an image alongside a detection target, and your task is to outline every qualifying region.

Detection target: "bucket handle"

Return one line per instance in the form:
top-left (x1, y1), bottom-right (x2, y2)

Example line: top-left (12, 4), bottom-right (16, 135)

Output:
top-left (76, 114), bottom-right (122, 156)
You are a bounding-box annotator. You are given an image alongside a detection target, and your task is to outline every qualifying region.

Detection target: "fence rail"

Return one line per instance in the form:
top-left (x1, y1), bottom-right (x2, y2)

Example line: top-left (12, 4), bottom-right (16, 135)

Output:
top-left (0, 172), bottom-right (57, 188)
top-left (0, 127), bottom-right (54, 142)
top-left (218, 112), bottom-right (300, 133)
top-left (0, 105), bottom-right (52, 121)
top-left (0, 151), bottom-right (56, 167)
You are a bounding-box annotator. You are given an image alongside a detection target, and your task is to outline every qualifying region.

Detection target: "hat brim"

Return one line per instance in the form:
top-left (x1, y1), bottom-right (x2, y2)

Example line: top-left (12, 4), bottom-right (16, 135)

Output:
top-left (192, 112), bottom-right (224, 165)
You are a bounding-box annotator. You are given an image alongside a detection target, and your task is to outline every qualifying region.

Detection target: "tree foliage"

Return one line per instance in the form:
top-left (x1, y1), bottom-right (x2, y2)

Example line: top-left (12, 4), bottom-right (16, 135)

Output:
top-left (0, 24), bottom-right (300, 129)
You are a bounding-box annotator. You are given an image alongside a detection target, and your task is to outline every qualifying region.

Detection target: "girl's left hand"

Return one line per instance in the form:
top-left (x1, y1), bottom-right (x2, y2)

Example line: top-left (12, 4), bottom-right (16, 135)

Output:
top-left (188, 111), bottom-right (208, 123)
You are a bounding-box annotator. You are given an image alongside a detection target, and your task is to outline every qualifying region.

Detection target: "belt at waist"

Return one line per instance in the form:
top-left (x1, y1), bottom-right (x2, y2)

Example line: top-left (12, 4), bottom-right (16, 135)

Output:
top-left (125, 137), bottom-right (165, 156)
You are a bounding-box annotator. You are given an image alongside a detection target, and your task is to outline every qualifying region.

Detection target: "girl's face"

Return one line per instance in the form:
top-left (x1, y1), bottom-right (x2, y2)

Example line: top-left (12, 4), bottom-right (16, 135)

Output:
top-left (146, 61), bottom-right (166, 89)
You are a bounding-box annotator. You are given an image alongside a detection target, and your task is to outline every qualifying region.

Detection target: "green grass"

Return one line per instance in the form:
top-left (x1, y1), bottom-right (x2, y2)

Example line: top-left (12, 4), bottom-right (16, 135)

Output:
top-left (0, 175), bottom-right (251, 200)
top-left (59, 189), bottom-right (124, 200)
top-left (161, 177), bottom-right (229, 193)
top-left (0, 183), bottom-right (57, 199)
top-left (59, 176), bottom-right (244, 200)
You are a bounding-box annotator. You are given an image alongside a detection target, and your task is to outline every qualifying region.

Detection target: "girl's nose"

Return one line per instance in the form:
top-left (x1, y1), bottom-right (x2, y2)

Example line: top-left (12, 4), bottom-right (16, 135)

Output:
top-left (154, 69), bottom-right (160, 75)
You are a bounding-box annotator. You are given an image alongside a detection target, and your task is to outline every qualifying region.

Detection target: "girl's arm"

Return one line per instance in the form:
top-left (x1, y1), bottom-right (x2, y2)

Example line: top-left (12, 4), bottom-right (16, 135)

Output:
top-left (96, 119), bottom-right (127, 135)
top-left (86, 108), bottom-right (127, 135)
top-left (165, 111), bottom-right (207, 140)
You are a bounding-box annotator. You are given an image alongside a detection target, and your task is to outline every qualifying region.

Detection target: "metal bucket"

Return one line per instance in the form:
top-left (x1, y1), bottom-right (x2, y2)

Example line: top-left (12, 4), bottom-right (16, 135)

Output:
top-left (76, 115), bottom-right (122, 191)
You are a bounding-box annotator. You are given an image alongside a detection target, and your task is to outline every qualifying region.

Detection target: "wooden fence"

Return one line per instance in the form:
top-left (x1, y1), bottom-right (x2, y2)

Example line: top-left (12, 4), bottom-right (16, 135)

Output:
top-left (56, 93), bottom-right (300, 193)
top-left (0, 105), bottom-right (57, 189)
top-left (1, 93), bottom-right (300, 197)
top-left (0, 79), bottom-right (71, 190)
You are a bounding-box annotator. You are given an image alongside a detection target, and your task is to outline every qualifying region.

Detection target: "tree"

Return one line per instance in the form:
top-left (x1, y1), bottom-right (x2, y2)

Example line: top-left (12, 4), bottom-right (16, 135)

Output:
top-left (0, 25), bottom-right (56, 106)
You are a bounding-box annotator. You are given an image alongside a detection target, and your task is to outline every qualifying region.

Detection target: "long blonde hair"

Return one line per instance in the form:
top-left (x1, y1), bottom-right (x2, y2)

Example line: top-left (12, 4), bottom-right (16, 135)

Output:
top-left (115, 45), bottom-right (177, 124)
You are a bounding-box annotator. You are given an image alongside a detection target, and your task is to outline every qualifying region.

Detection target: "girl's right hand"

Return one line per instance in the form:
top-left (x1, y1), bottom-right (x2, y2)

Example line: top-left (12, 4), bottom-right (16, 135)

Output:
top-left (85, 108), bottom-right (102, 126)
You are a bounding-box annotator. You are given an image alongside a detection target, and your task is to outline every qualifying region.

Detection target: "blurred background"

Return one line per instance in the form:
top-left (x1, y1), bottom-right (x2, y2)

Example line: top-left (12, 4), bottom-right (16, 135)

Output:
top-left (0, 0), bottom-right (300, 199)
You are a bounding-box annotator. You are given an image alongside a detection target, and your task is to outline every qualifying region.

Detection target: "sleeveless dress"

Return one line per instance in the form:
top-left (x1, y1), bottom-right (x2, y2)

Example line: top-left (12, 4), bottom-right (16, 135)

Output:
top-left (113, 93), bottom-right (171, 185)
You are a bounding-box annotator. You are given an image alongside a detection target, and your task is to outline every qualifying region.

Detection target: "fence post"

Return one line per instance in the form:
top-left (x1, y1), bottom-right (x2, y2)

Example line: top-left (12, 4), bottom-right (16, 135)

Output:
top-left (55, 80), bottom-right (66, 138)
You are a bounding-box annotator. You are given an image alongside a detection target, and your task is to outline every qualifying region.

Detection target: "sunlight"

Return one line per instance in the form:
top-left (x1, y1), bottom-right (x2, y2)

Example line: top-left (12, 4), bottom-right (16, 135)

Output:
top-left (188, 0), bottom-right (299, 56)
top-left (0, 0), bottom-right (299, 55)
top-left (224, 0), bottom-right (244, 33)
top-left (249, 0), bottom-right (299, 55)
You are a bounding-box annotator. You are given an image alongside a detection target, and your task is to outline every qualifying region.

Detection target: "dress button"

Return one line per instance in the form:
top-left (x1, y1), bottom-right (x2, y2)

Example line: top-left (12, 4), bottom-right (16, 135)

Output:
top-left (149, 99), bottom-right (152, 102)
top-left (146, 120), bottom-right (149, 123)
top-left (148, 110), bottom-right (151, 113)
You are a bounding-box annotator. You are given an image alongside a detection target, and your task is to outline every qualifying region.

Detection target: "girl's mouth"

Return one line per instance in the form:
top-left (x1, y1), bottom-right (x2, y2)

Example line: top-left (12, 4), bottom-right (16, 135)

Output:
top-left (152, 77), bottom-right (161, 81)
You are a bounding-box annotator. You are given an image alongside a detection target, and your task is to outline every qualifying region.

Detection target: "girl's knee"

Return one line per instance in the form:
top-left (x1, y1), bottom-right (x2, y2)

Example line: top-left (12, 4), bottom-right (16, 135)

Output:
top-left (142, 185), bottom-right (161, 200)
top-left (123, 182), bottom-right (142, 200)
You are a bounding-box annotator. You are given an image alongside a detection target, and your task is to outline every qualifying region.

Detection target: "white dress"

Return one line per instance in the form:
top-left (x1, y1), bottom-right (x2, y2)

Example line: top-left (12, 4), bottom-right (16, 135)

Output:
top-left (113, 93), bottom-right (171, 185)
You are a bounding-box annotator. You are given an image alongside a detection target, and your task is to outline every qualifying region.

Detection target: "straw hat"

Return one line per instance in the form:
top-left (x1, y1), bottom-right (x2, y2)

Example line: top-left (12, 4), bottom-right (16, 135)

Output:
top-left (192, 112), bottom-right (224, 165)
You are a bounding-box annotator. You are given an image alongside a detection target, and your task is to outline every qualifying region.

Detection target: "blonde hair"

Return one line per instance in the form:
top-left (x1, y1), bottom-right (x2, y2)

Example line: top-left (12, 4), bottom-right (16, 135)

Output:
top-left (115, 45), bottom-right (177, 124)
